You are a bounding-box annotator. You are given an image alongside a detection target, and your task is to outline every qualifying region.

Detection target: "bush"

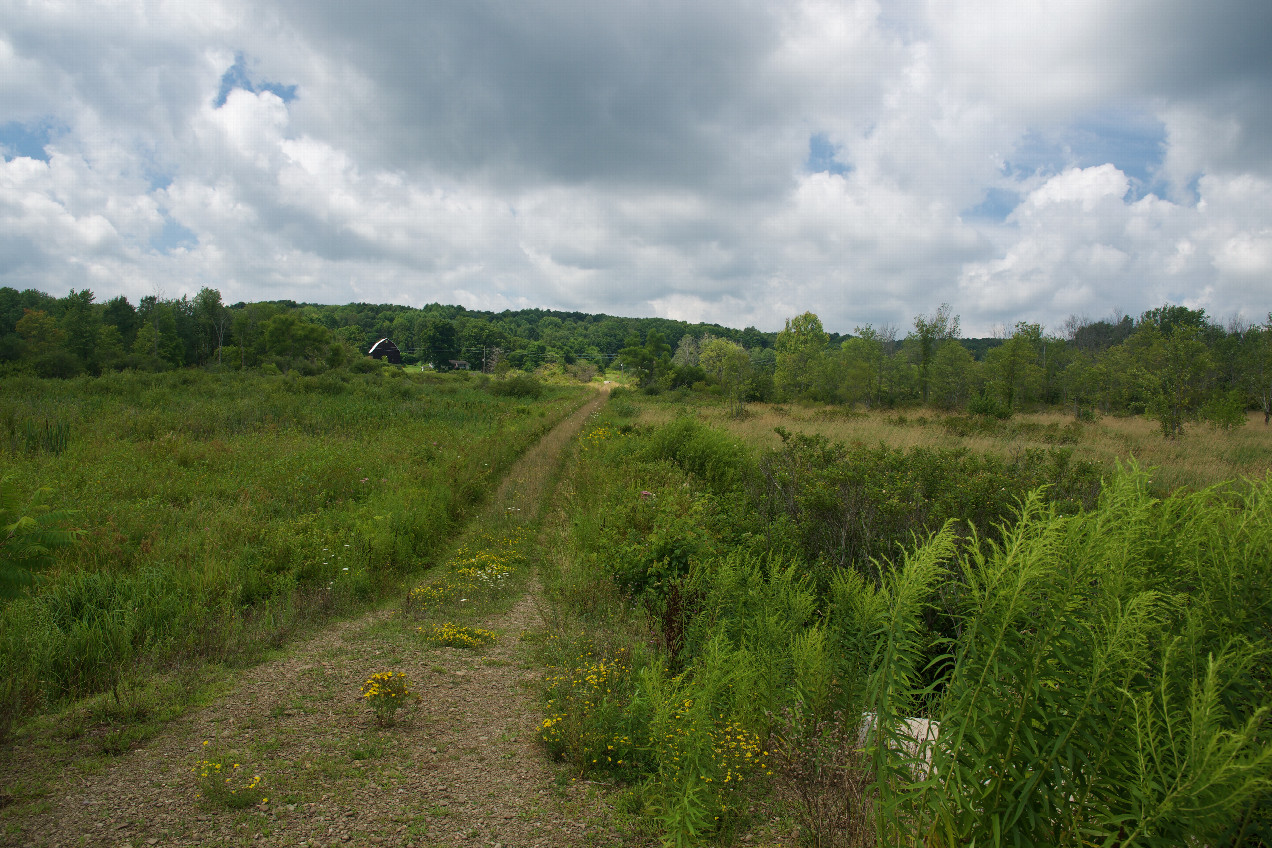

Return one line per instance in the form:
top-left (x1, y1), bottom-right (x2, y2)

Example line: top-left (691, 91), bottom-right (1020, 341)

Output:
top-left (758, 428), bottom-right (1103, 587)
top-left (488, 374), bottom-right (543, 399)
top-left (967, 388), bottom-right (1012, 419)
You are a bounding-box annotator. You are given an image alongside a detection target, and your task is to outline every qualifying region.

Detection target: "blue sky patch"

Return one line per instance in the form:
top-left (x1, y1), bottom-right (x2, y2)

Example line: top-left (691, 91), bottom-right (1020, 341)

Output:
top-left (151, 215), bottom-right (198, 254)
top-left (214, 53), bottom-right (298, 108)
top-left (0, 120), bottom-right (65, 162)
top-left (806, 132), bottom-right (851, 176)
top-left (965, 187), bottom-right (1023, 222)
top-left (1002, 111), bottom-right (1167, 199)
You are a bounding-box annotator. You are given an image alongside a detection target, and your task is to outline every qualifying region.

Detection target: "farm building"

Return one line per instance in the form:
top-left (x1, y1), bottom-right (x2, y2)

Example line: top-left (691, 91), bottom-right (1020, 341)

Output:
top-left (368, 338), bottom-right (402, 364)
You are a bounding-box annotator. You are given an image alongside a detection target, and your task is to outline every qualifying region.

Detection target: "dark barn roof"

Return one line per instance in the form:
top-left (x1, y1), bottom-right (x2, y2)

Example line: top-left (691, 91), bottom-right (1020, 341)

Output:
top-left (368, 338), bottom-right (402, 364)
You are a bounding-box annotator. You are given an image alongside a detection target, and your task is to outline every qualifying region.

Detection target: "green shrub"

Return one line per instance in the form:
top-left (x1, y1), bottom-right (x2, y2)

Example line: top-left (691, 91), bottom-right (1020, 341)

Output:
top-left (863, 473), bottom-right (1272, 846)
top-left (488, 374), bottom-right (543, 398)
top-left (758, 428), bottom-right (1103, 586)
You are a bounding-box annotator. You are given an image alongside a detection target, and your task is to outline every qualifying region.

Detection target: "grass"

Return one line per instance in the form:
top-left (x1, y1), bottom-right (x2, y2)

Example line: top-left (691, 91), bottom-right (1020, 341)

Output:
top-left (635, 397), bottom-right (1272, 492)
top-left (0, 367), bottom-right (587, 804)
top-left (533, 390), bottom-right (1272, 846)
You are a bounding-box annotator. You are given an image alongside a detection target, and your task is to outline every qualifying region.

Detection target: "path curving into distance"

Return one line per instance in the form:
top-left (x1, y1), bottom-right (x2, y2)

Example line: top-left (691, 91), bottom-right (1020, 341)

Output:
top-left (4, 384), bottom-right (640, 848)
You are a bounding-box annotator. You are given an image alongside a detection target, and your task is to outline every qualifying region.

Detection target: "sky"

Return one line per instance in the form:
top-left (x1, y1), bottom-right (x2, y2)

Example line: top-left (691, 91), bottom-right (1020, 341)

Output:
top-left (1, 1), bottom-right (1270, 336)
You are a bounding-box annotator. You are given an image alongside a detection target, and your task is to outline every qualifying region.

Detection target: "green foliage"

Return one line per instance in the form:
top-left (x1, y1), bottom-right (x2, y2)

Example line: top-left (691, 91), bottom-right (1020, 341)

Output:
top-left (759, 428), bottom-right (1102, 586)
top-left (639, 417), bottom-right (755, 495)
top-left (0, 475), bottom-right (82, 598)
top-left (911, 304), bottom-right (960, 404)
top-left (487, 373), bottom-right (544, 398)
top-left (775, 312), bottom-right (829, 401)
top-left (967, 387), bottom-right (1012, 419)
top-left (546, 409), bottom-right (1272, 845)
top-left (0, 369), bottom-right (585, 732)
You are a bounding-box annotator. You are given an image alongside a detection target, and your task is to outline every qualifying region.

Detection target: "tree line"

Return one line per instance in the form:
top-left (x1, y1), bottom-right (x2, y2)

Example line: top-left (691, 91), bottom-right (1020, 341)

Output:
top-left (0, 286), bottom-right (769, 378)
top-left (624, 303), bottom-right (1272, 437)
top-left (3, 285), bottom-right (1269, 435)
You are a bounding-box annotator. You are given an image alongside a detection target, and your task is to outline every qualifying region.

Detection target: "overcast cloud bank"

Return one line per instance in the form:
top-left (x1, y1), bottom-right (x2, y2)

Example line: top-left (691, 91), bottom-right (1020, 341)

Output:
top-left (2, 0), bottom-right (1270, 335)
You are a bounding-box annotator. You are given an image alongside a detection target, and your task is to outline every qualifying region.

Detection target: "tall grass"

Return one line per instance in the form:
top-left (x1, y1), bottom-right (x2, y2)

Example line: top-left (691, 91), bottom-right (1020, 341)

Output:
top-left (869, 471), bottom-right (1272, 846)
top-left (0, 368), bottom-right (585, 733)
top-left (538, 394), bottom-right (1272, 846)
top-left (655, 400), bottom-right (1272, 493)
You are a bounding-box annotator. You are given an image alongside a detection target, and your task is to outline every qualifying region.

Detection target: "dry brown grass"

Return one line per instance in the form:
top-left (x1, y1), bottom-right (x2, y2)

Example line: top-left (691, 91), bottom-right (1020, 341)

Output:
top-left (629, 395), bottom-right (1272, 492)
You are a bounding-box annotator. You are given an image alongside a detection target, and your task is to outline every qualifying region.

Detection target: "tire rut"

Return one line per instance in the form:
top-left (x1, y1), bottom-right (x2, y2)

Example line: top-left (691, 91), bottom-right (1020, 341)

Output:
top-left (5, 386), bottom-right (630, 848)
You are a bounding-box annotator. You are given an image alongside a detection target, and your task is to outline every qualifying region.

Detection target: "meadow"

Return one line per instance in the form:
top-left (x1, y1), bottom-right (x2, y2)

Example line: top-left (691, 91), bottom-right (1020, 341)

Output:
top-left (0, 366), bottom-right (587, 741)
top-left (536, 389), bottom-right (1272, 846)
top-left (633, 394), bottom-right (1272, 493)
top-left (3, 368), bottom-right (1270, 846)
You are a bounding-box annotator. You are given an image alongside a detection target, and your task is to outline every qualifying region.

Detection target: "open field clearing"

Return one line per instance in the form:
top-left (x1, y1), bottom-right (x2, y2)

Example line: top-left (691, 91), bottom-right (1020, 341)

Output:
top-left (627, 394), bottom-right (1272, 492)
top-left (3, 377), bottom-right (1270, 847)
top-left (0, 369), bottom-right (586, 759)
top-left (1, 384), bottom-right (645, 848)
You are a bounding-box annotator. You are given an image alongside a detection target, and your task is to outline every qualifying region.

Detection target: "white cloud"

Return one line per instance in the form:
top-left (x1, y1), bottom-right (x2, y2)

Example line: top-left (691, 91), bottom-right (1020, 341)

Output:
top-left (0, 0), bottom-right (1270, 335)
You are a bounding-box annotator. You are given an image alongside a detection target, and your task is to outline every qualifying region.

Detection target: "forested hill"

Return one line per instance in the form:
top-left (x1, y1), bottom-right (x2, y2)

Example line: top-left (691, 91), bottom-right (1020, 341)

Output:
top-left (3, 286), bottom-right (1270, 435)
top-left (0, 286), bottom-right (773, 375)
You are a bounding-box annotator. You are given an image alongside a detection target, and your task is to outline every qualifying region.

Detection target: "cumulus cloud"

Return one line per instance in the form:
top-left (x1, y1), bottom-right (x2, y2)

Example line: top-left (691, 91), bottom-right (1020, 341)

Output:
top-left (0, 0), bottom-right (1269, 334)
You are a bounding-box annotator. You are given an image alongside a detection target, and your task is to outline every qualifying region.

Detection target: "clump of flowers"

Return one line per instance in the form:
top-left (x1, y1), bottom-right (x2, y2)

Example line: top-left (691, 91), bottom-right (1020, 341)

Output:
top-left (193, 741), bottom-right (267, 809)
top-left (405, 580), bottom-right (462, 614)
top-left (454, 550), bottom-right (514, 586)
top-left (360, 671), bottom-right (416, 726)
top-left (539, 648), bottom-right (648, 778)
top-left (582, 425), bottom-right (616, 450)
top-left (419, 623), bottom-right (499, 648)
top-left (650, 699), bottom-right (773, 832)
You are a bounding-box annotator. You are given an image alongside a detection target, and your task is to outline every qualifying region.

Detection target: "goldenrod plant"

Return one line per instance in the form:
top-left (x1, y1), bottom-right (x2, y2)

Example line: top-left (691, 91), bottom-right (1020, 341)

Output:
top-left (193, 740), bottom-right (266, 809)
top-left (360, 671), bottom-right (416, 727)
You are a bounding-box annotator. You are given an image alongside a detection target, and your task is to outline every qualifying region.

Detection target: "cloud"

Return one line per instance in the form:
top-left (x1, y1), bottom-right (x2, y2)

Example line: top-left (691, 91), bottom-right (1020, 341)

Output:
top-left (0, 0), bottom-right (1269, 337)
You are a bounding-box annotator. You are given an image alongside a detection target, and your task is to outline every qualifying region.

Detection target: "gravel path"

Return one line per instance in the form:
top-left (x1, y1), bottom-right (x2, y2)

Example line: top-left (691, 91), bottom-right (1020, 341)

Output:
top-left (4, 386), bottom-right (641, 848)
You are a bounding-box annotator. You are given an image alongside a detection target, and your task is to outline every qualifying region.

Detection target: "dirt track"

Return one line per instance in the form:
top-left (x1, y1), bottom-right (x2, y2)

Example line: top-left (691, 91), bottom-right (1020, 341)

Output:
top-left (3, 385), bottom-right (643, 848)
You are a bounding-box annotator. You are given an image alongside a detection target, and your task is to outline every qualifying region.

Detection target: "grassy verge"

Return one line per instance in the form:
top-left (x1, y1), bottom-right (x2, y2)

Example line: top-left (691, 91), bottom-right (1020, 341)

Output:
top-left (0, 368), bottom-right (586, 771)
top-left (533, 390), bottom-right (1272, 847)
top-left (629, 391), bottom-right (1272, 493)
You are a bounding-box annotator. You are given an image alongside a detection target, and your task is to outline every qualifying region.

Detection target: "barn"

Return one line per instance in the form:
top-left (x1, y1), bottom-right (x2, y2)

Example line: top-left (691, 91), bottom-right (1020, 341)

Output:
top-left (368, 338), bottom-right (402, 364)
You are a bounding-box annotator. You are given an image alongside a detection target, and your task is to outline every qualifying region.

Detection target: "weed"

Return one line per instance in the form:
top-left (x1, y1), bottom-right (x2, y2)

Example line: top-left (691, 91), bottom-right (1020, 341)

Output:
top-left (359, 672), bottom-right (416, 727)
top-left (193, 740), bottom-right (266, 809)
top-left (418, 623), bottom-right (499, 649)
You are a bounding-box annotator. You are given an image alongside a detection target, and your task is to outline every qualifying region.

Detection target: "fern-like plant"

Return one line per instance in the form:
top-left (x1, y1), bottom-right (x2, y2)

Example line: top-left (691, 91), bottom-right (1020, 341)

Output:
top-left (1, 475), bottom-right (82, 598)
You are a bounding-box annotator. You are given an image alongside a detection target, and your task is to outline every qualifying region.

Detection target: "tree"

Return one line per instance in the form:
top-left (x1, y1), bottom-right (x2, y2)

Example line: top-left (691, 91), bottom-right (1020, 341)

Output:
top-left (672, 334), bottom-right (702, 368)
top-left (263, 313), bottom-right (331, 368)
top-left (699, 338), bottom-right (751, 415)
top-left (911, 304), bottom-right (960, 403)
top-left (231, 302), bottom-right (279, 368)
top-left (1145, 324), bottom-right (1215, 438)
top-left (774, 312), bottom-right (829, 400)
top-left (137, 295), bottom-right (186, 366)
top-left (617, 331), bottom-right (671, 387)
top-left (846, 323), bottom-right (898, 408)
top-left (193, 287), bottom-right (231, 365)
top-left (102, 295), bottom-right (139, 350)
top-left (929, 340), bottom-right (977, 410)
top-left (983, 322), bottom-right (1044, 412)
top-left (58, 289), bottom-right (99, 369)
top-left (1241, 315), bottom-right (1272, 425)
top-left (416, 317), bottom-right (460, 369)
top-left (15, 309), bottom-right (65, 356)
top-left (1061, 351), bottom-right (1098, 419)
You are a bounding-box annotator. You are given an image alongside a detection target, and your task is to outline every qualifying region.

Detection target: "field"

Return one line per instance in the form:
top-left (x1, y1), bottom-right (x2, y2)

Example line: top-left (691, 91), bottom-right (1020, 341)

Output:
top-left (2, 375), bottom-right (1270, 847)
top-left (536, 388), bottom-right (1272, 846)
top-left (631, 394), bottom-right (1272, 492)
top-left (0, 367), bottom-right (586, 736)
